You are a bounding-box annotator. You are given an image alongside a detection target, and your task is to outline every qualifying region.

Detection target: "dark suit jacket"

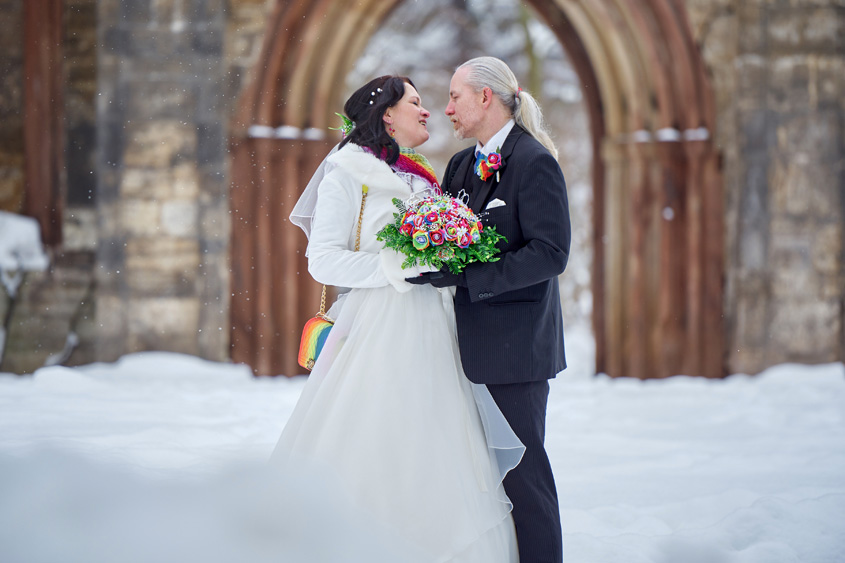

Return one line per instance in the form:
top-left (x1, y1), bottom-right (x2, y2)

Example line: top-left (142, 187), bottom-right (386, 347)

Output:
top-left (444, 125), bottom-right (571, 384)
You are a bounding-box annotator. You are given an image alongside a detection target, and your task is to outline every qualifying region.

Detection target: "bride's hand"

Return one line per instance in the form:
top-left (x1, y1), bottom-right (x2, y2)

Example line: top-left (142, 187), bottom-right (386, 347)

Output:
top-left (379, 249), bottom-right (436, 293)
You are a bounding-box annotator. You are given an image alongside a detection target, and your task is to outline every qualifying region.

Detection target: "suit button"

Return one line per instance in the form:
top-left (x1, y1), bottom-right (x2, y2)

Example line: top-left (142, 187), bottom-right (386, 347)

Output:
top-left (478, 294), bottom-right (484, 299)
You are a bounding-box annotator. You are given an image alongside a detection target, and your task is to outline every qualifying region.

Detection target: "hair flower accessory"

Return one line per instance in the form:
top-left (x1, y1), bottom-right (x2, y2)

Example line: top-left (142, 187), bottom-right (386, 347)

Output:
top-left (330, 112), bottom-right (356, 138)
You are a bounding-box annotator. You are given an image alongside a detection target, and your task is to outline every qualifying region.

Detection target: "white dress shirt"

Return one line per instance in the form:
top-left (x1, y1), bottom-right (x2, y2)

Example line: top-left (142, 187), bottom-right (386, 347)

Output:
top-left (475, 119), bottom-right (515, 157)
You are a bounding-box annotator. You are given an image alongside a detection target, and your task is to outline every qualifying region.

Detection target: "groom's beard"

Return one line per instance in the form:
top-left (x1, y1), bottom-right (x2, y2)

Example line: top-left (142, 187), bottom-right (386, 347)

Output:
top-left (452, 123), bottom-right (473, 141)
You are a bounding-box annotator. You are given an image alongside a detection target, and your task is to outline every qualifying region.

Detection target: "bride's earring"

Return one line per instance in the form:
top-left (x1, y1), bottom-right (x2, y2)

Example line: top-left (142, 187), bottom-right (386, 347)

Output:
top-left (386, 121), bottom-right (396, 138)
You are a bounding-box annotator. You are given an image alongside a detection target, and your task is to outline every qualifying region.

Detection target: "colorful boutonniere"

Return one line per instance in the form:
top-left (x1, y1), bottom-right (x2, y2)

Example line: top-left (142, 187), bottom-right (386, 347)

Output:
top-left (475, 149), bottom-right (505, 182)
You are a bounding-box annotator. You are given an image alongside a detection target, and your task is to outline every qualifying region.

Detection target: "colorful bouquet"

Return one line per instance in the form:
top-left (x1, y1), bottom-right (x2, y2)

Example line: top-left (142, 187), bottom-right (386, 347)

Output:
top-left (376, 192), bottom-right (506, 274)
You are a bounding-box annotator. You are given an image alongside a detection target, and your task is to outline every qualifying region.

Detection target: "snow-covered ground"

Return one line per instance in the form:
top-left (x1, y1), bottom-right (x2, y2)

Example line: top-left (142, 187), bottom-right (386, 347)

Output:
top-left (1, 326), bottom-right (843, 563)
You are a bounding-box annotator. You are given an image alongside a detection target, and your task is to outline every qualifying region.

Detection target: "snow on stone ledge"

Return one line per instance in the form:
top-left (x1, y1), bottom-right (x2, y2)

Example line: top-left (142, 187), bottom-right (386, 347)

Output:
top-left (0, 211), bottom-right (49, 272)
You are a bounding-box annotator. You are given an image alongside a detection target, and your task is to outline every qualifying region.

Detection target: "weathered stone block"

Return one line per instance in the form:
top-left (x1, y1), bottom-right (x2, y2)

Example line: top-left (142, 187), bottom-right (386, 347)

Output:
top-left (120, 163), bottom-right (200, 200)
top-left (124, 268), bottom-right (196, 297)
top-left (737, 157), bottom-right (769, 270)
top-left (125, 236), bottom-right (200, 271)
top-left (128, 297), bottom-right (200, 354)
top-left (737, 3), bottom-right (765, 54)
top-left (770, 158), bottom-right (812, 217)
top-left (768, 56), bottom-right (811, 112)
top-left (161, 200), bottom-right (198, 237)
top-left (187, 0), bottom-right (224, 23)
top-left (95, 294), bottom-right (128, 362)
top-left (127, 81), bottom-right (197, 121)
top-left (66, 121), bottom-right (97, 206)
top-left (0, 19), bottom-right (21, 58)
top-left (190, 28), bottom-right (224, 57)
top-left (123, 120), bottom-right (197, 168)
top-left (739, 109), bottom-right (776, 153)
top-left (771, 255), bottom-right (817, 298)
top-left (812, 222), bottom-right (843, 275)
top-left (124, 236), bottom-right (200, 296)
top-left (769, 299), bottom-right (841, 361)
top-left (171, 163), bottom-right (201, 198)
top-left (120, 27), bottom-right (193, 60)
top-left (819, 272), bottom-right (844, 301)
top-left (197, 122), bottom-right (224, 166)
top-left (776, 112), bottom-right (840, 163)
top-left (119, 1), bottom-right (152, 22)
top-left (735, 54), bottom-right (766, 108)
top-left (96, 201), bottom-right (121, 241)
top-left (197, 73), bottom-right (227, 122)
top-left (0, 166), bottom-right (23, 211)
top-left (119, 198), bottom-right (161, 236)
top-left (769, 7), bottom-right (843, 54)
top-left (732, 272), bottom-right (769, 349)
top-left (198, 177), bottom-right (227, 216)
top-left (814, 55), bottom-right (844, 110)
top-left (200, 201), bottom-right (230, 242)
top-left (65, 292), bottom-right (97, 367)
top-left (63, 207), bottom-right (98, 252)
top-left (96, 237), bottom-right (126, 273)
top-left (100, 118), bottom-right (126, 172)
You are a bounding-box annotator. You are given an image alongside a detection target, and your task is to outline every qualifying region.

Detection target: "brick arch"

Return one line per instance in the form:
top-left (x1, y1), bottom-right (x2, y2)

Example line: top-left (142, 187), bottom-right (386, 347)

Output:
top-left (230, 0), bottom-right (724, 379)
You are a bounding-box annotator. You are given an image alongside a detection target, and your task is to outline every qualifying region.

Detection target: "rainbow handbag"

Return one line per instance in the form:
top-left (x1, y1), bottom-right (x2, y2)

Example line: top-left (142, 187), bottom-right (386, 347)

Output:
top-left (298, 287), bottom-right (334, 370)
top-left (297, 185), bottom-right (368, 371)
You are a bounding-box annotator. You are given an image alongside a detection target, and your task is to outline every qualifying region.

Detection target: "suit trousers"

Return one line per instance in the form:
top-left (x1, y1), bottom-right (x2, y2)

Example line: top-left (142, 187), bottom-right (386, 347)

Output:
top-left (487, 380), bottom-right (563, 563)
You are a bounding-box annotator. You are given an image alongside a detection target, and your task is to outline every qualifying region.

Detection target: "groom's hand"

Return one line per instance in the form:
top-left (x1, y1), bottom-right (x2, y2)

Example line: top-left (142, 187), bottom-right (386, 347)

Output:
top-left (405, 267), bottom-right (467, 288)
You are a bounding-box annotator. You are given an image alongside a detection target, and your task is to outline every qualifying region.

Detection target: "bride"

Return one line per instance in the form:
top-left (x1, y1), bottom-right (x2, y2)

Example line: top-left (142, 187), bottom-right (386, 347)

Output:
top-left (273, 75), bottom-right (523, 562)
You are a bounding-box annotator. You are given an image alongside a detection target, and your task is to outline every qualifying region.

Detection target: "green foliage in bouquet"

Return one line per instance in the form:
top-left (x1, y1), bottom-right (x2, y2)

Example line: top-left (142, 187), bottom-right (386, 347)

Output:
top-left (376, 196), bottom-right (507, 275)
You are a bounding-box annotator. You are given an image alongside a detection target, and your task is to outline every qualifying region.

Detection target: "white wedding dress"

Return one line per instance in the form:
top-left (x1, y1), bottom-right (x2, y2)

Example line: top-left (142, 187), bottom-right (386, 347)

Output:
top-left (273, 144), bottom-right (523, 562)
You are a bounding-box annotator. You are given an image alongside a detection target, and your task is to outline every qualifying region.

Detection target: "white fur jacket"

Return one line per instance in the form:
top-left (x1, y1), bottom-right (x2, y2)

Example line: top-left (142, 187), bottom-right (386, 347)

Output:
top-left (307, 143), bottom-right (435, 293)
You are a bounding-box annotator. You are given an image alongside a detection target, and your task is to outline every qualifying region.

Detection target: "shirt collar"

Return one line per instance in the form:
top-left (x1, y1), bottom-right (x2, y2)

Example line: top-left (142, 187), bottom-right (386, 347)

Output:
top-left (475, 119), bottom-right (515, 157)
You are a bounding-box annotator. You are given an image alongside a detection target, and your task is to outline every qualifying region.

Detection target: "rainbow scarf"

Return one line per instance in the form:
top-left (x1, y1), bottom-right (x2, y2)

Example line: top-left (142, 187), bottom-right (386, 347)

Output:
top-left (395, 147), bottom-right (440, 190)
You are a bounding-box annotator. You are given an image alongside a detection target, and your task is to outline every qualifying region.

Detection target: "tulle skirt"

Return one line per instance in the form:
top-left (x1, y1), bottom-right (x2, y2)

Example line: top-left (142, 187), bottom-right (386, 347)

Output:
top-left (271, 283), bottom-right (523, 562)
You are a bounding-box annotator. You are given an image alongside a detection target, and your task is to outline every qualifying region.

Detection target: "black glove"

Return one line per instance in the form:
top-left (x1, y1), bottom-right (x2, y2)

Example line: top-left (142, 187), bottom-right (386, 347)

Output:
top-left (405, 267), bottom-right (466, 288)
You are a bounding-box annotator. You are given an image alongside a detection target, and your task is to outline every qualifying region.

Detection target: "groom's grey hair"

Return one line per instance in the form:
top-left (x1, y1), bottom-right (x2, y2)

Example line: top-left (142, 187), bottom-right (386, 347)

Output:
top-left (458, 56), bottom-right (558, 160)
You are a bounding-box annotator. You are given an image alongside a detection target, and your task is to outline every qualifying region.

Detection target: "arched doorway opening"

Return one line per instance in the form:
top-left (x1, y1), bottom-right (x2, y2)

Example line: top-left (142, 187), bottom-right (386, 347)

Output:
top-left (229, 0), bottom-right (723, 379)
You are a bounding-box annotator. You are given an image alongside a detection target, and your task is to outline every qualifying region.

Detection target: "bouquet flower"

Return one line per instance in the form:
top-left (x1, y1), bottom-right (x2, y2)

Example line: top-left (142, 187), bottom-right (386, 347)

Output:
top-left (377, 192), bottom-right (506, 274)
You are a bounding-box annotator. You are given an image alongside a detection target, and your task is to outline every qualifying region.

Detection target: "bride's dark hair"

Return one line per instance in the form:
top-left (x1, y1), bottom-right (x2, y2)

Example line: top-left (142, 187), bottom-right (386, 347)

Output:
top-left (339, 75), bottom-right (415, 165)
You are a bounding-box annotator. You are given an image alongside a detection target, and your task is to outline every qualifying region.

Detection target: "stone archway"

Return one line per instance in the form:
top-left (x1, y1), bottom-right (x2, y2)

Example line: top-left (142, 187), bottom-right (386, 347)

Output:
top-left (230, 0), bottom-right (723, 379)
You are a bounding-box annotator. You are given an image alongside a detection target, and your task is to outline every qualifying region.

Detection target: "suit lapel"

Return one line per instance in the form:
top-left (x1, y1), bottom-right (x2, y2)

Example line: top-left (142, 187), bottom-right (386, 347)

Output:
top-left (447, 150), bottom-right (474, 199)
top-left (469, 125), bottom-right (524, 213)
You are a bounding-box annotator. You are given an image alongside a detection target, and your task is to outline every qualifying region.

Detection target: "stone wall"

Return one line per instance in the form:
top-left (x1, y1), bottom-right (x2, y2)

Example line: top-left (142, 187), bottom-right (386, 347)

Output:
top-left (688, 1), bottom-right (845, 373)
top-left (2, 0), bottom-right (843, 375)
top-left (95, 0), bottom-right (230, 362)
top-left (0, 0), bottom-right (99, 373)
top-left (65, 0), bottom-right (98, 210)
top-left (225, 0), bottom-right (276, 114)
top-left (0, 0), bottom-right (24, 214)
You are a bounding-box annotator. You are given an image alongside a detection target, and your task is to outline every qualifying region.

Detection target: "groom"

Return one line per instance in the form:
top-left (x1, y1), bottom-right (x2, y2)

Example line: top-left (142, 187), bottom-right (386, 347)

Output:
top-left (409, 57), bottom-right (570, 562)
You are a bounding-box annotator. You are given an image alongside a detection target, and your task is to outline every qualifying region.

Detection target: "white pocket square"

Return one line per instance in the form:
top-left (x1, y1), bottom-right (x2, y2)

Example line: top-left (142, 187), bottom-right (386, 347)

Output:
top-left (485, 198), bottom-right (507, 210)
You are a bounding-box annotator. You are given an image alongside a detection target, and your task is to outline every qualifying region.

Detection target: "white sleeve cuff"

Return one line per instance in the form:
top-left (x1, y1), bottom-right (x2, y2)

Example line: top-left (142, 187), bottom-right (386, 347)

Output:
top-left (379, 249), bottom-right (437, 293)
top-left (379, 249), bottom-right (415, 293)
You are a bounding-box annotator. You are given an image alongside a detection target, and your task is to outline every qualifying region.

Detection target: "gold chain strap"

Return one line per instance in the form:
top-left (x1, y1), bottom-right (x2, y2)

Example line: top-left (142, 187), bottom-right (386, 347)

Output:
top-left (316, 184), bottom-right (369, 320)
top-left (355, 185), bottom-right (369, 251)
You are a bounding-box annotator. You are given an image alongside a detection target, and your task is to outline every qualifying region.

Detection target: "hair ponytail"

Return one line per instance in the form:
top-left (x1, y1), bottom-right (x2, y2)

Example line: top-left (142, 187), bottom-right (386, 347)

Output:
top-left (513, 89), bottom-right (558, 160)
top-left (458, 57), bottom-right (558, 160)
